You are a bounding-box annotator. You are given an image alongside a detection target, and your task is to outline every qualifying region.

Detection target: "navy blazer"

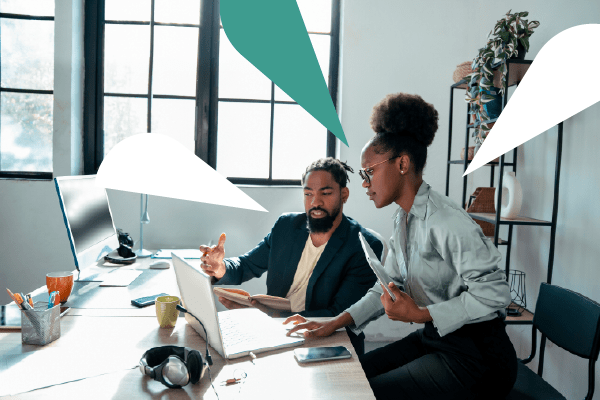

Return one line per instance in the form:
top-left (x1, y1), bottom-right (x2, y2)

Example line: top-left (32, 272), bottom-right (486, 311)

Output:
top-left (217, 212), bottom-right (383, 318)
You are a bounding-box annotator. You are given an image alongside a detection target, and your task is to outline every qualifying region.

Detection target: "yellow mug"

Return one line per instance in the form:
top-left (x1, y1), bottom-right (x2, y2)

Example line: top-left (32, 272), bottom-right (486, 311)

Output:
top-left (155, 296), bottom-right (180, 328)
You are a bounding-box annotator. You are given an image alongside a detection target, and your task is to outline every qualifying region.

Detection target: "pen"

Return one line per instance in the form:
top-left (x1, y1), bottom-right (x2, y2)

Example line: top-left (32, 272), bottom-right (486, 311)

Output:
top-left (48, 291), bottom-right (60, 308)
top-left (26, 294), bottom-right (33, 308)
top-left (18, 293), bottom-right (33, 310)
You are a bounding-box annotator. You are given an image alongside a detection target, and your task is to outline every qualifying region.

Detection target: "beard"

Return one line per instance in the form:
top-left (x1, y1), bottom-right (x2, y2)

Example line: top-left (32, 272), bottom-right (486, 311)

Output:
top-left (307, 204), bottom-right (341, 233)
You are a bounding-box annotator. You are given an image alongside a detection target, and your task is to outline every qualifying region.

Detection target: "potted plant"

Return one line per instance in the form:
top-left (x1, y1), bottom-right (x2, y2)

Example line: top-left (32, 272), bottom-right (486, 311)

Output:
top-left (465, 10), bottom-right (540, 144)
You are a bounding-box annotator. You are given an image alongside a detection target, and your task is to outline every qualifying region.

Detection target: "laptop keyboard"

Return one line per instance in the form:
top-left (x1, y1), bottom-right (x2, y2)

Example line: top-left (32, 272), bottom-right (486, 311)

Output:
top-left (218, 310), bottom-right (291, 351)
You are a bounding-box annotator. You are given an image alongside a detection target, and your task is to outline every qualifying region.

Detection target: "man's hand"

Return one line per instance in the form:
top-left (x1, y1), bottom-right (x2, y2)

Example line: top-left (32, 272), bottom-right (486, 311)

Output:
top-left (380, 282), bottom-right (432, 324)
top-left (218, 296), bottom-right (250, 310)
top-left (200, 233), bottom-right (227, 279)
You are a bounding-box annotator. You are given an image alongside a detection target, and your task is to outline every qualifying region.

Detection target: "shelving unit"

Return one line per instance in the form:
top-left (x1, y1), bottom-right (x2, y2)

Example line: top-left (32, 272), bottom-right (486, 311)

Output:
top-left (445, 59), bottom-right (563, 324)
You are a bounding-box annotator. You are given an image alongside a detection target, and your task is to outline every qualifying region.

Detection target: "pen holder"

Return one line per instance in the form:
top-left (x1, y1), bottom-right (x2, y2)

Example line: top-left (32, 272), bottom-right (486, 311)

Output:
top-left (21, 302), bottom-right (61, 345)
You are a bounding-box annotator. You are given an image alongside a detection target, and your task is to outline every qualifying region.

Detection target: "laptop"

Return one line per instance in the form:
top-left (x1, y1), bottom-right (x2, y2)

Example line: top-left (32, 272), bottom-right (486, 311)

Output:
top-left (171, 253), bottom-right (305, 359)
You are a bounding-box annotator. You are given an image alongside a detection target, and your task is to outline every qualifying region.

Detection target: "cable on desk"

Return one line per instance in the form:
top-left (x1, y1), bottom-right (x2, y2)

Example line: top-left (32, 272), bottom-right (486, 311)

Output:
top-left (176, 304), bottom-right (219, 399)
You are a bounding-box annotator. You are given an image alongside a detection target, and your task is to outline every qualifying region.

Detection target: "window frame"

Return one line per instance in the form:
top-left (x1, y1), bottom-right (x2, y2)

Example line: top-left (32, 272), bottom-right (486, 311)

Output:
top-left (84, 0), bottom-right (341, 186)
top-left (0, 12), bottom-right (55, 180)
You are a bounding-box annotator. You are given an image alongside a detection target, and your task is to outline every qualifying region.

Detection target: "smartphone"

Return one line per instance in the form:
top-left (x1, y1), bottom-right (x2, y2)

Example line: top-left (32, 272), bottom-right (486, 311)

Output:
top-left (294, 346), bottom-right (352, 363)
top-left (131, 293), bottom-right (169, 308)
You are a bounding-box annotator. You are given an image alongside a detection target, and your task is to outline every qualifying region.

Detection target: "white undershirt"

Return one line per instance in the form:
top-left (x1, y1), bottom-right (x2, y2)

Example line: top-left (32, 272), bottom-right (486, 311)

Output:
top-left (285, 236), bottom-right (327, 312)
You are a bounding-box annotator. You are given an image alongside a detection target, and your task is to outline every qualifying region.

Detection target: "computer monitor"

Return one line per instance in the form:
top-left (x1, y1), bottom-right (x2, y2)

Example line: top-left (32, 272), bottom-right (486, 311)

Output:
top-left (54, 175), bottom-right (119, 275)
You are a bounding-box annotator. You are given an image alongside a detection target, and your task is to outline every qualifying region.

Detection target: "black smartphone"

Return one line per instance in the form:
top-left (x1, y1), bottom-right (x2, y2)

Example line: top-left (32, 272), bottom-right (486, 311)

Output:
top-left (294, 346), bottom-right (352, 363)
top-left (131, 293), bottom-right (169, 308)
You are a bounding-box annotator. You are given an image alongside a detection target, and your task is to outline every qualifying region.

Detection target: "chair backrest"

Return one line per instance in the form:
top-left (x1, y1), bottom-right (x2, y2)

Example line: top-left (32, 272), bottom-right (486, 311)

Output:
top-left (534, 283), bottom-right (600, 360)
top-left (365, 228), bottom-right (388, 265)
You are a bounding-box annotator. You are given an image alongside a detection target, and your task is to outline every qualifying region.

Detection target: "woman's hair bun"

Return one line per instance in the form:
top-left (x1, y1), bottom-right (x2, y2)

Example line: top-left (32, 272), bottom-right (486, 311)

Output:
top-left (370, 93), bottom-right (438, 147)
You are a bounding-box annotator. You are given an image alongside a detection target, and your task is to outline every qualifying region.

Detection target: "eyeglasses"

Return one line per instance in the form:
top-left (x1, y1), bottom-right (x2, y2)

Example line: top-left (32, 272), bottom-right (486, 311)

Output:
top-left (358, 156), bottom-right (399, 184)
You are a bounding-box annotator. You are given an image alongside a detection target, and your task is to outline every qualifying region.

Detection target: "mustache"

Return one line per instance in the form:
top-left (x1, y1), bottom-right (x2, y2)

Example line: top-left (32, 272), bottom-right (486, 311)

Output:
top-left (309, 207), bottom-right (329, 215)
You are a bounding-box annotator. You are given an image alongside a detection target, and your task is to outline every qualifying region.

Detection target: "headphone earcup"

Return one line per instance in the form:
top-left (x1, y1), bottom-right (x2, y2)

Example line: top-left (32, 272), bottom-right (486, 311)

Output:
top-left (186, 349), bottom-right (203, 384)
top-left (118, 243), bottom-right (136, 258)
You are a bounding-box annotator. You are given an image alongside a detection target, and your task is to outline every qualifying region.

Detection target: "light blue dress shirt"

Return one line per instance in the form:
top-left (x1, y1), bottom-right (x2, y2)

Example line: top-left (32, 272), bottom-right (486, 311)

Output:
top-left (346, 181), bottom-right (511, 337)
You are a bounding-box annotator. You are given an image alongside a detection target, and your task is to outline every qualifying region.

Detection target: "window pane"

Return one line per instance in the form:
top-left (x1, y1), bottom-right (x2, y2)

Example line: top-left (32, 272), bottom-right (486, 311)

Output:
top-left (218, 29), bottom-right (271, 101)
top-left (1, 19), bottom-right (54, 90)
top-left (217, 102), bottom-right (271, 178)
top-left (1, 92), bottom-right (52, 172)
top-left (275, 33), bottom-right (330, 101)
top-left (105, 0), bottom-right (150, 21)
top-left (153, 26), bottom-right (198, 97)
top-left (0, 0), bottom-right (54, 16)
top-left (272, 104), bottom-right (327, 180)
top-left (103, 96), bottom-right (147, 156)
top-left (155, 0), bottom-right (200, 25)
top-left (297, 0), bottom-right (331, 33)
top-left (151, 98), bottom-right (195, 152)
top-left (104, 24), bottom-right (150, 94)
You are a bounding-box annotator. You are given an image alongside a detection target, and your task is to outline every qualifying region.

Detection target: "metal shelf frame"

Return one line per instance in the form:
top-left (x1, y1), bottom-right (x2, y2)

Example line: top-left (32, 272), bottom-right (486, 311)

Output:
top-left (445, 59), bottom-right (563, 324)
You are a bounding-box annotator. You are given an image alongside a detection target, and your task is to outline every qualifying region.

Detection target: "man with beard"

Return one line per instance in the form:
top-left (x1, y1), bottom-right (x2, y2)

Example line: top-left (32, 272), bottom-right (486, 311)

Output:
top-left (199, 157), bottom-right (383, 355)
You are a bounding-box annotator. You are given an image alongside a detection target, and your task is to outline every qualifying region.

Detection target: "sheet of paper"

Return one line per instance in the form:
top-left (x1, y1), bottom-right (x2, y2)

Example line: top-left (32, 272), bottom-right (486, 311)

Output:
top-left (99, 270), bottom-right (143, 287)
top-left (152, 249), bottom-right (202, 259)
top-left (0, 346), bottom-right (140, 396)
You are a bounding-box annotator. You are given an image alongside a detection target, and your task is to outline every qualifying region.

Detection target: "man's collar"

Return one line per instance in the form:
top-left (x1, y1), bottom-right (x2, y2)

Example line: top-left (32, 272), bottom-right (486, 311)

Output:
top-left (392, 181), bottom-right (430, 222)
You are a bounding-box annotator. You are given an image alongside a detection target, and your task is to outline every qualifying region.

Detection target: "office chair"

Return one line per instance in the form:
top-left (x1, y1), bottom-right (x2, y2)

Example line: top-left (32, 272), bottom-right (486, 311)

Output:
top-left (506, 283), bottom-right (600, 400)
top-left (365, 228), bottom-right (389, 265)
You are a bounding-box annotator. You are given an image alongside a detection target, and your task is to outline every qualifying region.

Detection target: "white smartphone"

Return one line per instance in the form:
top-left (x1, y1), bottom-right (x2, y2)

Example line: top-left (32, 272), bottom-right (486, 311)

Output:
top-left (294, 346), bottom-right (352, 363)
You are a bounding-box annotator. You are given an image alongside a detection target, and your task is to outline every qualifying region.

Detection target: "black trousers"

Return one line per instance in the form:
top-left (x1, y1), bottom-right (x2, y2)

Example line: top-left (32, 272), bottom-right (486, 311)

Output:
top-left (347, 328), bottom-right (365, 356)
top-left (359, 318), bottom-right (517, 400)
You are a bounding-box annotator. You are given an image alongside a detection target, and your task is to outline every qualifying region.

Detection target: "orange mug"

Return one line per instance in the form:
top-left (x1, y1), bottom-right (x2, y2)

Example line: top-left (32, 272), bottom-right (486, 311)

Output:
top-left (46, 271), bottom-right (74, 304)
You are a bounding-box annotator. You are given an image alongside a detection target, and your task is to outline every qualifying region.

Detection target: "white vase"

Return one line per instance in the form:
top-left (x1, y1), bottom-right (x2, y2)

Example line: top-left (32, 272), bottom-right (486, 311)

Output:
top-left (494, 171), bottom-right (523, 219)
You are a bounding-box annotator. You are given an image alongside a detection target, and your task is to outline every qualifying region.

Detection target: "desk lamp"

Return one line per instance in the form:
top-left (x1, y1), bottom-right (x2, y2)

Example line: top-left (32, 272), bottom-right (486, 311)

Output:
top-left (96, 133), bottom-right (267, 249)
top-left (136, 193), bottom-right (152, 257)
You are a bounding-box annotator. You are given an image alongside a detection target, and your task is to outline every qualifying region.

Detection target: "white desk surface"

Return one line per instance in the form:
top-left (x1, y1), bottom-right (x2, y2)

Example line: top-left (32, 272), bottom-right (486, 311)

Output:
top-left (0, 255), bottom-right (375, 399)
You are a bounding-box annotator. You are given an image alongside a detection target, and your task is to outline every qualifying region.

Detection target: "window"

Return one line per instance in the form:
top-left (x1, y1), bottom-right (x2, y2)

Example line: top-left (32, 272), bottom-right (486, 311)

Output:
top-left (216, 0), bottom-right (339, 184)
top-left (0, 1), bottom-right (54, 179)
top-left (84, 0), bottom-right (340, 185)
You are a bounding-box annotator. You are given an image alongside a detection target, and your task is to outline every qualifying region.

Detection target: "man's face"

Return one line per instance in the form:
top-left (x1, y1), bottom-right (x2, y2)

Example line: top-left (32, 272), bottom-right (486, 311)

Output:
top-left (303, 170), bottom-right (348, 233)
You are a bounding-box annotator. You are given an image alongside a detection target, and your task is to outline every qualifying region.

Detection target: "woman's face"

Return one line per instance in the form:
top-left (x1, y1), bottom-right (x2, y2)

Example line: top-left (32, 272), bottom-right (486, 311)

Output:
top-left (360, 144), bottom-right (402, 208)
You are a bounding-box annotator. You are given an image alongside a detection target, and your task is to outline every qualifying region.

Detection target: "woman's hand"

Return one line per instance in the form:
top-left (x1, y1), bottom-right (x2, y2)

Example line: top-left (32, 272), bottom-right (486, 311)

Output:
top-left (283, 314), bottom-right (342, 338)
top-left (380, 282), bottom-right (432, 324)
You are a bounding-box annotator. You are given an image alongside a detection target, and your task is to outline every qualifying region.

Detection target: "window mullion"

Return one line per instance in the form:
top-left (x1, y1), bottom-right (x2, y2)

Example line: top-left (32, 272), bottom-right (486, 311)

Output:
top-left (147, 0), bottom-right (156, 134)
top-left (268, 81), bottom-right (275, 182)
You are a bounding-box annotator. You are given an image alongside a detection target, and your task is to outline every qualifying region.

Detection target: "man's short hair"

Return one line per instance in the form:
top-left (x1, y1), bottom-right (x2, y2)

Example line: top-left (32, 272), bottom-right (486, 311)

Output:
top-left (301, 157), bottom-right (354, 189)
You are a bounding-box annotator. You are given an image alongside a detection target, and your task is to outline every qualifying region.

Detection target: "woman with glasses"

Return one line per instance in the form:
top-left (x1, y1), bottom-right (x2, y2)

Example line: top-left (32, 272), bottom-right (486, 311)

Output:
top-left (285, 93), bottom-right (518, 400)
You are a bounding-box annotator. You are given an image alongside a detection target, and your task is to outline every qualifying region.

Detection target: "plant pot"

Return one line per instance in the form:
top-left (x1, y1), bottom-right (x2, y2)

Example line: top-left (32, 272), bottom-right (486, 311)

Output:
top-left (494, 171), bottom-right (523, 219)
top-left (511, 42), bottom-right (527, 60)
top-left (480, 86), bottom-right (502, 120)
top-left (460, 146), bottom-right (475, 161)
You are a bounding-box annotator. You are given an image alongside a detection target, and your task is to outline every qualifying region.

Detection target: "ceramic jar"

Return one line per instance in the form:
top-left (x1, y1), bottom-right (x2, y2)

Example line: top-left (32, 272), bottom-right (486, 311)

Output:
top-left (495, 171), bottom-right (523, 219)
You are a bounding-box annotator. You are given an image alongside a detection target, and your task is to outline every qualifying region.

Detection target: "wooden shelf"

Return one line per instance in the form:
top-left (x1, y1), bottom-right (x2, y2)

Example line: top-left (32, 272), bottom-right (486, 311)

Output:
top-left (469, 212), bottom-right (552, 226)
top-left (486, 236), bottom-right (508, 245)
top-left (506, 302), bottom-right (533, 325)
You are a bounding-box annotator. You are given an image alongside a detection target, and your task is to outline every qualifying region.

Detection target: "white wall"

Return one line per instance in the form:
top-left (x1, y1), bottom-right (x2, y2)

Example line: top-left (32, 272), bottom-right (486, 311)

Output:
top-left (1, 1), bottom-right (600, 398)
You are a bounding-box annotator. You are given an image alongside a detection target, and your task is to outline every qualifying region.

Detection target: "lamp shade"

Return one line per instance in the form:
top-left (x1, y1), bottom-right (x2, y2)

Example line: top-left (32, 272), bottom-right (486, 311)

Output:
top-left (96, 133), bottom-right (267, 212)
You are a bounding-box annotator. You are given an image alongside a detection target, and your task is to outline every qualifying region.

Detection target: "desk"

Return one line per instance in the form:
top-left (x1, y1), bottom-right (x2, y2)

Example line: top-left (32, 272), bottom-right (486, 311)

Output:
top-left (0, 256), bottom-right (375, 399)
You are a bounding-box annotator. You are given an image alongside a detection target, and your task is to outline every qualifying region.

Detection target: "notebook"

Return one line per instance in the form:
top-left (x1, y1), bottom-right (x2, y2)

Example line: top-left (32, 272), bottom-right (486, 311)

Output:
top-left (171, 253), bottom-right (304, 359)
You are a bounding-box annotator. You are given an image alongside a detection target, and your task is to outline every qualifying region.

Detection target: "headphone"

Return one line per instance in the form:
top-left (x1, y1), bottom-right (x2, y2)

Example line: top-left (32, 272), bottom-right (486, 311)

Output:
top-left (139, 346), bottom-right (207, 388)
top-left (104, 229), bottom-right (137, 264)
